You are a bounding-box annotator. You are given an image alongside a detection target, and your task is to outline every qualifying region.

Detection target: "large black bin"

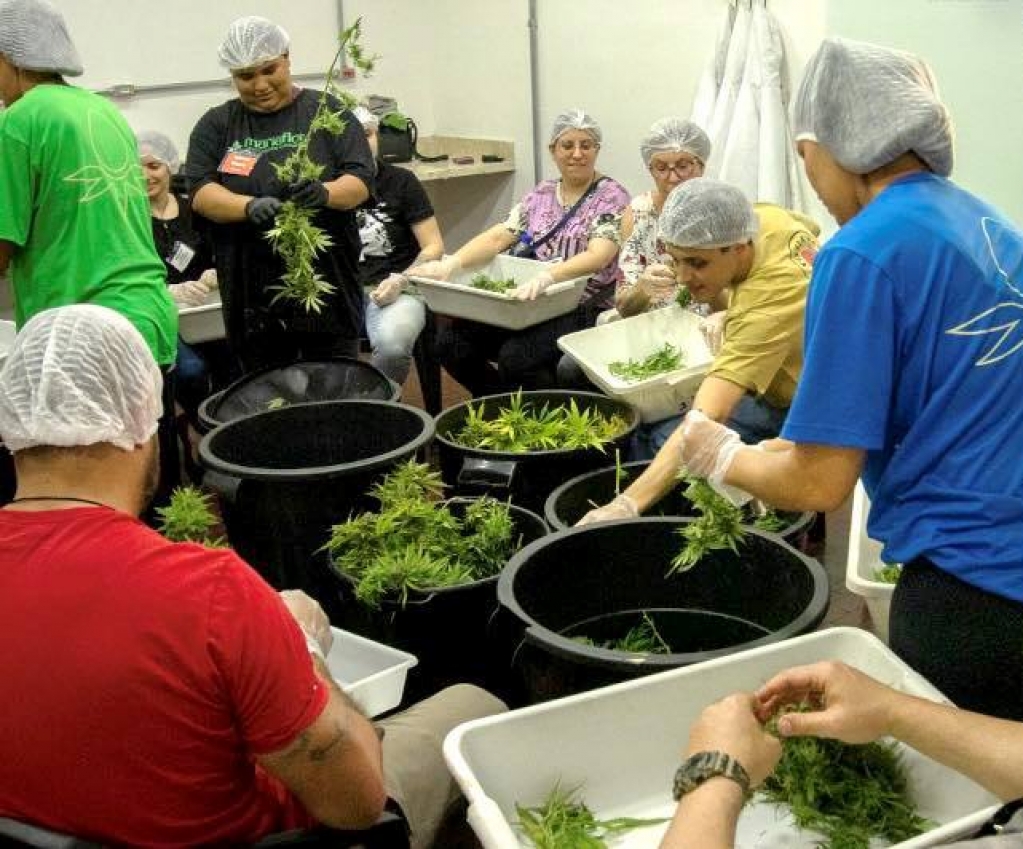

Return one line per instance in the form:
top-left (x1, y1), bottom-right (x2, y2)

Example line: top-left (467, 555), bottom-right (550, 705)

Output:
top-left (545, 460), bottom-right (815, 548)
top-left (333, 498), bottom-right (548, 705)
top-left (433, 390), bottom-right (640, 515)
top-left (199, 400), bottom-right (433, 611)
top-left (496, 518), bottom-right (829, 703)
top-left (198, 358), bottom-right (398, 433)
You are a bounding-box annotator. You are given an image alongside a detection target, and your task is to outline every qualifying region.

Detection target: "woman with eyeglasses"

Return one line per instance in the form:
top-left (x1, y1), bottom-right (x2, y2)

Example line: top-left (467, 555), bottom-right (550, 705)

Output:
top-left (414, 109), bottom-right (629, 396)
top-left (616, 118), bottom-right (712, 319)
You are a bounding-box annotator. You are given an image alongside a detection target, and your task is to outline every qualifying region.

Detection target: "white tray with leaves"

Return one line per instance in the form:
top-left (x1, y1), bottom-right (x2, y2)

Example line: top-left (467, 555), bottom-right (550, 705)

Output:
top-left (443, 627), bottom-right (998, 849)
top-left (845, 480), bottom-right (896, 643)
top-left (178, 290), bottom-right (225, 344)
top-left (558, 305), bottom-right (714, 423)
top-left (407, 255), bottom-right (588, 331)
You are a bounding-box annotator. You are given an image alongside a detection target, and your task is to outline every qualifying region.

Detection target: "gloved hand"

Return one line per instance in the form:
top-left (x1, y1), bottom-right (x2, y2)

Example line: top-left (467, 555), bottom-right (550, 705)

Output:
top-left (280, 589), bottom-right (333, 657)
top-left (168, 279), bottom-right (211, 308)
top-left (700, 311), bottom-right (727, 356)
top-left (412, 256), bottom-right (462, 281)
top-left (576, 493), bottom-right (639, 526)
top-left (681, 410), bottom-right (754, 506)
top-left (198, 268), bottom-right (219, 291)
top-left (370, 273), bottom-right (405, 307)
top-left (286, 178), bottom-right (330, 209)
top-left (513, 269), bottom-right (556, 301)
top-left (245, 196), bottom-right (283, 227)
top-left (636, 263), bottom-right (677, 301)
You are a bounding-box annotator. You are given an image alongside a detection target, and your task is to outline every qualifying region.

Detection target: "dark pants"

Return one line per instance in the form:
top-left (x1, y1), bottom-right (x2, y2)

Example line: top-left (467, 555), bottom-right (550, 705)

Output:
top-left (437, 302), bottom-right (602, 396)
top-left (890, 557), bottom-right (1023, 721)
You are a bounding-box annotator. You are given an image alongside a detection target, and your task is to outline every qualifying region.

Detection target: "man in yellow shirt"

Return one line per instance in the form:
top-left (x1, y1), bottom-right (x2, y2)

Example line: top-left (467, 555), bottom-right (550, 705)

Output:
top-left (580, 178), bottom-right (819, 523)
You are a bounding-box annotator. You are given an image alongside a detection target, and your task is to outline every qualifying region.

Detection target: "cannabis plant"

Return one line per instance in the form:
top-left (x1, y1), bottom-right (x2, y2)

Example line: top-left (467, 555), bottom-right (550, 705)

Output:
top-left (155, 486), bottom-right (228, 548)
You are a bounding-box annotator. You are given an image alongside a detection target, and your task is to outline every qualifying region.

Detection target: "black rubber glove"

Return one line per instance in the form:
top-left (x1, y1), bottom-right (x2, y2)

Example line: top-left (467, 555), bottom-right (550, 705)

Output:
top-left (286, 179), bottom-right (330, 209)
top-left (245, 196), bottom-right (283, 226)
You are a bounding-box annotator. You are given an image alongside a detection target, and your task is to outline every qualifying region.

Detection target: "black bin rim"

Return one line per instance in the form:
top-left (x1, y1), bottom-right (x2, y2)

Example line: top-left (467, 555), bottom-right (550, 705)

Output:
top-left (434, 389), bottom-right (641, 459)
top-left (497, 516), bottom-right (830, 670)
top-left (198, 399), bottom-right (434, 482)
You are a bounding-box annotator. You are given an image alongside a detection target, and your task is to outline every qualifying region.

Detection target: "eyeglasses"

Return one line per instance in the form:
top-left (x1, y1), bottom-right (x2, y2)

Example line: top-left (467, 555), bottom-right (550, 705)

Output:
top-left (555, 139), bottom-right (599, 154)
top-left (650, 158), bottom-right (702, 177)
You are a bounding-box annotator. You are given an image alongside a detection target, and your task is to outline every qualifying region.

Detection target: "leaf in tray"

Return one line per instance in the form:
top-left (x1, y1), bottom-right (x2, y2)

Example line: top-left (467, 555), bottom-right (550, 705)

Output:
top-left (468, 272), bottom-right (518, 295)
top-left (607, 342), bottom-right (685, 382)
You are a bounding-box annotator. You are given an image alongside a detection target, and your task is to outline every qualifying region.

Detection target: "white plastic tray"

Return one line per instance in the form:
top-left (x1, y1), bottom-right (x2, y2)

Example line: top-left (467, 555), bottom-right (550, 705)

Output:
top-left (178, 291), bottom-right (226, 344)
top-left (845, 481), bottom-right (894, 643)
top-left (326, 627), bottom-right (417, 718)
top-left (0, 319), bottom-right (16, 369)
top-left (558, 305), bottom-right (713, 423)
top-left (407, 255), bottom-right (587, 331)
top-left (444, 627), bottom-right (998, 849)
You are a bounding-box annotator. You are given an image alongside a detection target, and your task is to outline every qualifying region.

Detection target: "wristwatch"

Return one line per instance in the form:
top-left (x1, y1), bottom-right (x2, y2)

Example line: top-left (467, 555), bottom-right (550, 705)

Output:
top-left (672, 750), bottom-right (751, 801)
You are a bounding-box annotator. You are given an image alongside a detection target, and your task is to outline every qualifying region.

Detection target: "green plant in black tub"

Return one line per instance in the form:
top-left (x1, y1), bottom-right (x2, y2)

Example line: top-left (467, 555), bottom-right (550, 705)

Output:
top-left (516, 783), bottom-right (666, 848)
top-left (668, 476), bottom-right (746, 575)
top-left (569, 612), bottom-right (672, 654)
top-left (760, 706), bottom-right (932, 848)
top-left (607, 342), bottom-right (685, 382)
top-left (156, 485), bottom-right (228, 548)
top-left (468, 272), bottom-right (517, 294)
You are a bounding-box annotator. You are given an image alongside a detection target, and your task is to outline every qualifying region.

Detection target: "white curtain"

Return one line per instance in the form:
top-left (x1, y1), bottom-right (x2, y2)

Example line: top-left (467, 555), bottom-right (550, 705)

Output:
top-left (692, 0), bottom-right (806, 211)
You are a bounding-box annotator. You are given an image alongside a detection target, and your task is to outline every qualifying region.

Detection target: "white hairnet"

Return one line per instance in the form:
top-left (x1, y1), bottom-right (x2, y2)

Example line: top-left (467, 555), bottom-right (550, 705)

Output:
top-left (218, 16), bottom-right (290, 71)
top-left (136, 130), bottom-right (181, 174)
top-left (793, 37), bottom-right (953, 178)
top-left (640, 118), bottom-right (712, 167)
top-left (0, 305), bottom-right (163, 453)
top-left (0, 0), bottom-right (83, 76)
top-left (353, 106), bottom-right (379, 131)
top-left (549, 109), bottom-right (602, 145)
top-left (658, 178), bottom-right (757, 249)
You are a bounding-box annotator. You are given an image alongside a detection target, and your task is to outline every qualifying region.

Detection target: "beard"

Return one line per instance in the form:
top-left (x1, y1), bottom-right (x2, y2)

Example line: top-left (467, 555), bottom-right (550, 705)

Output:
top-left (140, 439), bottom-right (161, 512)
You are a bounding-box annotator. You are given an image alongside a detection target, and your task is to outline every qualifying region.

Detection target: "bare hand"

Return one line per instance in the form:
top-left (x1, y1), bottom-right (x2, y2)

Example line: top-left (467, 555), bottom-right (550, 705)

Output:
top-left (279, 589), bottom-right (333, 656)
top-left (687, 693), bottom-right (782, 788)
top-left (370, 273), bottom-right (405, 307)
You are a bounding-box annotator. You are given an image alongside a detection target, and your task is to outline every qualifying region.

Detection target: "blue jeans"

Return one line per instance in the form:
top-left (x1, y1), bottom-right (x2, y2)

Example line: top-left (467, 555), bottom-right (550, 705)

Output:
top-left (629, 393), bottom-right (788, 461)
top-left (175, 338), bottom-right (210, 422)
top-left (364, 293), bottom-right (426, 385)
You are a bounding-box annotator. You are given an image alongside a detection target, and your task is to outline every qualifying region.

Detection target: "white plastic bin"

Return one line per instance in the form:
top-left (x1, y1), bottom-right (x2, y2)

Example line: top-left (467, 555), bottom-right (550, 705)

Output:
top-left (558, 305), bottom-right (713, 423)
top-left (444, 627), bottom-right (998, 849)
top-left (0, 319), bottom-right (16, 369)
top-left (407, 255), bottom-right (587, 331)
top-left (845, 481), bottom-right (895, 642)
top-left (178, 291), bottom-right (226, 344)
top-left (326, 627), bottom-right (417, 718)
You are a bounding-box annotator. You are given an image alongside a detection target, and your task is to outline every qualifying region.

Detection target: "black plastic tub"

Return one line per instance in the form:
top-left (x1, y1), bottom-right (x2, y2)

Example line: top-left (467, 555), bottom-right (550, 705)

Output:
top-left (198, 400), bottom-right (433, 609)
top-left (496, 518), bottom-right (829, 703)
top-left (198, 358), bottom-right (398, 433)
top-left (333, 498), bottom-right (548, 704)
top-left (545, 460), bottom-right (815, 549)
top-left (433, 390), bottom-right (640, 515)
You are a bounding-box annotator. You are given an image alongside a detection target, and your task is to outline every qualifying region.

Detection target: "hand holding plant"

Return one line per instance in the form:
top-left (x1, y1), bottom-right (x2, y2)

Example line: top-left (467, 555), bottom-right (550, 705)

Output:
top-left (686, 692), bottom-right (783, 788)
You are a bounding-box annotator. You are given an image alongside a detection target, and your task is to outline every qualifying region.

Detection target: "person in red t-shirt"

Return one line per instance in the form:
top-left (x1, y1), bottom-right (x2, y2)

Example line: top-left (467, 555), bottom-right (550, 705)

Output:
top-left (0, 303), bottom-right (503, 848)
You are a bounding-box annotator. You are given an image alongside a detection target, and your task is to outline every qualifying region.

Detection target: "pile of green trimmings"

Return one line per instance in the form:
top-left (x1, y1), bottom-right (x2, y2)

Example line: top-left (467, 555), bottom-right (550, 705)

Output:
top-left (608, 342), bottom-right (685, 382)
top-left (468, 272), bottom-right (518, 294)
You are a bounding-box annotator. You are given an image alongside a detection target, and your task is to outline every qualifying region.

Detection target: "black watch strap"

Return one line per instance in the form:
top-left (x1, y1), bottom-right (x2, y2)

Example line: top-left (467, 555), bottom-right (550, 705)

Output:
top-left (672, 750), bottom-right (751, 801)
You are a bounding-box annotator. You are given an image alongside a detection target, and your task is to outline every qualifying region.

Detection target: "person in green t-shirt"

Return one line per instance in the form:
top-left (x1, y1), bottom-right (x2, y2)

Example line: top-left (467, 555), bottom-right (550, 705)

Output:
top-left (0, 0), bottom-right (177, 367)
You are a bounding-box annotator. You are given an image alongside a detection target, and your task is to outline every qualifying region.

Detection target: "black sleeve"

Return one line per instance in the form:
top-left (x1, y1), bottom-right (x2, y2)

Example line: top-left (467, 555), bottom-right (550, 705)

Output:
top-left (400, 170), bottom-right (434, 226)
top-left (185, 104), bottom-right (229, 197)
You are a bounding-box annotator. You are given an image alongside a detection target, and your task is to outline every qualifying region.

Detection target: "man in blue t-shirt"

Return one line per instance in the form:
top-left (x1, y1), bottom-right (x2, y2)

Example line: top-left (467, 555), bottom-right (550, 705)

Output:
top-left (680, 38), bottom-right (1023, 722)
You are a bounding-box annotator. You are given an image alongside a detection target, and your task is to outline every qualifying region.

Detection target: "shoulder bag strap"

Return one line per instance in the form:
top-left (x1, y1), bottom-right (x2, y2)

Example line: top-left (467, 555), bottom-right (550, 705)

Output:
top-left (528, 176), bottom-right (606, 253)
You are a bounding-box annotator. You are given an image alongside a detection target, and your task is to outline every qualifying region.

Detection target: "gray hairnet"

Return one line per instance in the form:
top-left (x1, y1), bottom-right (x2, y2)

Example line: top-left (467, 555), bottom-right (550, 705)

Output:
top-left (0, 305), bottom-right (163, 452)
top-left (353, 105), bottom-right (380, 131)
top-left (218, 16), bottom-right (290, 71)
top-left (549, 109), bottom-right (602, 145)
top-left (640, 118), bottom-right (712, 167)
top-left (0, 0), bottom-right (83, 76)
top-left (793, 37), bottom-right (953, 177)
top-left (658, 178), bottom-right (758, 249)
top-left (136, 130), bottom-right (181, 174)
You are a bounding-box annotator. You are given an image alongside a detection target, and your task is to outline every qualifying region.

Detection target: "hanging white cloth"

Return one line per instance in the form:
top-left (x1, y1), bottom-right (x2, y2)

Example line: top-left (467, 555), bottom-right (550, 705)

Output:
top-left (704, 0), bottom-right (752, 175)
top-left (691, 1), bottom-right (737, 130)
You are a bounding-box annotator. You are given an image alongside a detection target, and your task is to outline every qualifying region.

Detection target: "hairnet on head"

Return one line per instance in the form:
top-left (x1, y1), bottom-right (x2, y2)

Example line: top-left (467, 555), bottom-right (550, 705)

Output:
top-left (549, 109), bottom-right (602, 145)
top-left (658, 178), bottom-right (757, 249)
top-left (135, 130), bottom-right (181, 174)
top-left (218, 16), bottom-right (290, 71)
top-left (353, 106), bottom-right (379, 131)
top-left (793, 37), bottom-right (953, 178)
top-left (640, 118), bottom-right (712, 167)
top-left (0, 305), bottom-right (163, 453)
top-left (0, 0), bottom-right (83, 76)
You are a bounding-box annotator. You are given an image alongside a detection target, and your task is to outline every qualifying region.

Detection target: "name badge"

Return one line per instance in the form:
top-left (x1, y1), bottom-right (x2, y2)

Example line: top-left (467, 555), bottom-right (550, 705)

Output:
top-left (167, 241), bottom-right (197, 273)
top-left (219, 151), bottom-right (258, 176)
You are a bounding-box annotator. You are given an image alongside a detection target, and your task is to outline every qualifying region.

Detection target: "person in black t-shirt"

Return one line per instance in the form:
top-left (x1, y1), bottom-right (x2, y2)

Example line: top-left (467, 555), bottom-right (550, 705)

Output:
top-left (354, 107), bottom-right (444, 385)
top-left (185, 17), bottom-right (374, 372)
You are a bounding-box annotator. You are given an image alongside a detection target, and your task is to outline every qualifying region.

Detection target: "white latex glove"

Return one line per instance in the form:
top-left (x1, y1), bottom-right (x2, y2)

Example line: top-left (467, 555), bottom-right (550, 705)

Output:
top-left (636, 263), bottom-right (677, 300)
top-left (681, 410), bottom-right (754, 506)
top-left (198, 268), bottom-right (218, 290)
top-left (699, 311), bottom-right (727, 356)
top-left (169, 279), bottom-right (211, 308)
top-left (412, 256), bottom-right (462, 281)
top-left (576, 493), bottom-right (639, 526)
top-left (513, 269), bottom-right (556, 301)
top-left (280, 589), bottom-right (333, 657)
top-left (370, 273), bottom-right (405, 307)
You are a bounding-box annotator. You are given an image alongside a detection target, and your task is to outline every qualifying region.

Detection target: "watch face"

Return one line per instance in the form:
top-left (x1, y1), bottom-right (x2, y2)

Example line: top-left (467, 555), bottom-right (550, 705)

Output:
top-left (673, 751), bottom-right (751, 801)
